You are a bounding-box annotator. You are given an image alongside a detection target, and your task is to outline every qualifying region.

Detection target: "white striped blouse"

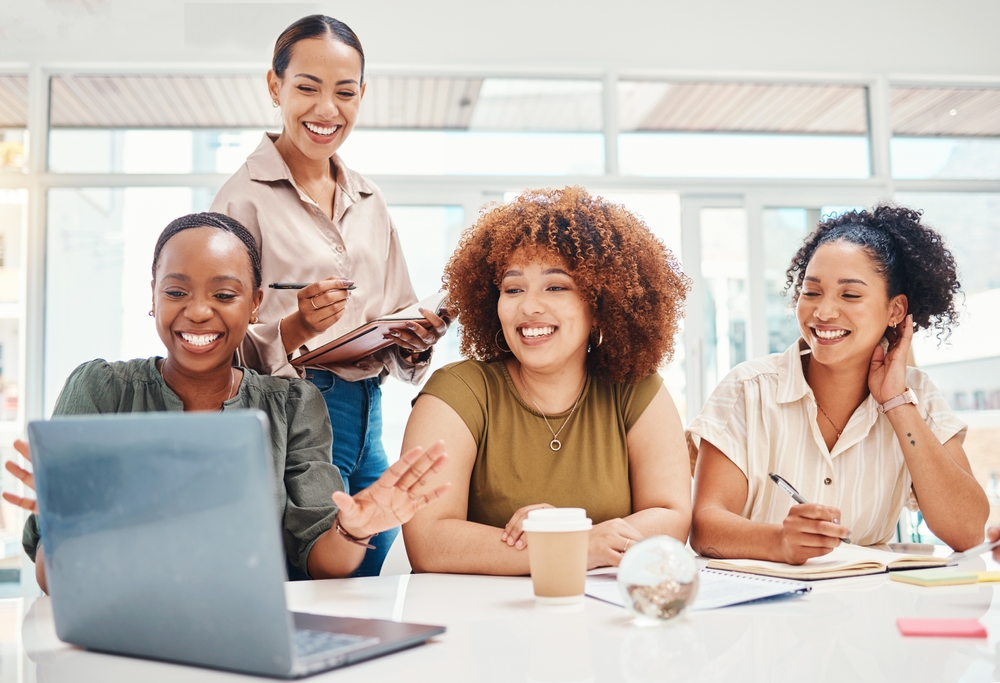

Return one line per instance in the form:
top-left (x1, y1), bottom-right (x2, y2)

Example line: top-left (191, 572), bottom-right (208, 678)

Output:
top-left (688, 339), bottom-right (966, 546)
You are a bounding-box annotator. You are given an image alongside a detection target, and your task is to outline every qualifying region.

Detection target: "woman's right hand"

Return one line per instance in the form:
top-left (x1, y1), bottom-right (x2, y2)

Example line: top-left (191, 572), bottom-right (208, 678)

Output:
top-left (588, 518), bottom-right (643, 569)
top-left (281, 278), bottom-right (354, 352)
top-left (778, 503), bottom-right (850, 565)
top-left (3, 440), bottom-right (38, 513)
top-left (296, 278), bottom-right (354, 336)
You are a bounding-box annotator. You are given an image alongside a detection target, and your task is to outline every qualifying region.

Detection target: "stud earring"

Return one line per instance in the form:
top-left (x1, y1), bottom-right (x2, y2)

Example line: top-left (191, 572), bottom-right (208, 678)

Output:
top-left (272, 100), bottom-right (279, 108)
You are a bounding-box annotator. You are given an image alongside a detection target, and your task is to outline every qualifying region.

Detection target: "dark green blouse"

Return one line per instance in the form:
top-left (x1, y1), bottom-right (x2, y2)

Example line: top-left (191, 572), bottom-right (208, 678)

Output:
top-left (22, 357), bottom-right (343, 576)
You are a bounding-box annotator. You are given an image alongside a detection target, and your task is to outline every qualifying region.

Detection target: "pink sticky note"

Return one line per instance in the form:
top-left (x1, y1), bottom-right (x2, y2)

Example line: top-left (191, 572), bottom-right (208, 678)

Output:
top-left (897, 618), bottom-right (987, 638)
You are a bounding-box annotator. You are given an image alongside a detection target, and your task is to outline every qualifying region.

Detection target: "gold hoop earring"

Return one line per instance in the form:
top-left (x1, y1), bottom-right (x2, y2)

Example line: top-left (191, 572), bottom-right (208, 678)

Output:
top-left (272, 100), bottom-right (279, 108)
top-left (250, 315), bottom-right (259, 324)
top-left (495, 329), bottom-right (511, 353)
top-left (148, 310), bottom-right (154, 317)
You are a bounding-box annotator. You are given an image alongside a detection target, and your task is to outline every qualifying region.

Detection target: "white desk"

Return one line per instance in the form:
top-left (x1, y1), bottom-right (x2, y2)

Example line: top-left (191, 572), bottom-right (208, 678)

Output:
top-left (15, 556), bottom-right (1000, 682)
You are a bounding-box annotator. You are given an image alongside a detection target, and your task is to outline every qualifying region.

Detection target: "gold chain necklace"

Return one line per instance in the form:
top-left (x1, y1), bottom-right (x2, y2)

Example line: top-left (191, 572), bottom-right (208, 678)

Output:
top-left (815, 400), bottom-right (844, 437)
top-left (516, 364), bottom-right (585, 451)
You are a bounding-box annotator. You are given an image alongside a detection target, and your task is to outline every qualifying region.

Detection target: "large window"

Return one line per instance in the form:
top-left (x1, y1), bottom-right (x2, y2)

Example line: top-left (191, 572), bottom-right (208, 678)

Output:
top-left (618, 82), bottom-right (871, 178)
top-left (9, 66), bottom-right (1000, 579)
top-left (0, 75), bottom-right (28, 173)
top-left (890, 87), bottom-right (1000, 180)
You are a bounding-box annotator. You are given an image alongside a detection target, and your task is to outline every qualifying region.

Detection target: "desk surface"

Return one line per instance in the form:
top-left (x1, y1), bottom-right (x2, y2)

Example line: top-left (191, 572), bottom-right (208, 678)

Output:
top-left (12, 554), bottom-right (1000, 683)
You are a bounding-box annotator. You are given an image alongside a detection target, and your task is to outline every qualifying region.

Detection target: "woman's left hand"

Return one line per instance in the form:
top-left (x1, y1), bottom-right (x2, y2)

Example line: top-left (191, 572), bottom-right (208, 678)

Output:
top-left (333, 441), bottom-right (450, 539)
top-left (385, 308), bottom-right (449, 355)
top-left (869, 314), bottom-right (912, 404)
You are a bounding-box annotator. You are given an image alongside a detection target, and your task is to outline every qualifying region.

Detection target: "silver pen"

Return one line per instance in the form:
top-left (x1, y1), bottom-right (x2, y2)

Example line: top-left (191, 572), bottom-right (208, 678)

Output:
top-left (768, 472), bottom-right (852, 544)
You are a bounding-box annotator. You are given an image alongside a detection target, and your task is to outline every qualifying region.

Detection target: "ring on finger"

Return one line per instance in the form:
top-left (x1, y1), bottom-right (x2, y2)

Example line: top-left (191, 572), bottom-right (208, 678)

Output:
top-left (310, 296), bottom-right (320, 311)
top-left (622, 538), bottom-right (632, 554)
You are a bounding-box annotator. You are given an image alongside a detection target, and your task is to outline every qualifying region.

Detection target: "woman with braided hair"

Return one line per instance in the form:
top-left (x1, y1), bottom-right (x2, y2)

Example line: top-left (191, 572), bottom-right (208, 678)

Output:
top-left (690, 205), bottom-right (987, 563)
top-left (3, 213), bottom-right (449, 593)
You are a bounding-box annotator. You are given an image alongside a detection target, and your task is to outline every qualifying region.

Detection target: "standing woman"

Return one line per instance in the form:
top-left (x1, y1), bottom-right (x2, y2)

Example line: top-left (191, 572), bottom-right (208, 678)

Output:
top-left (211, 15), bottom-right (447, 577)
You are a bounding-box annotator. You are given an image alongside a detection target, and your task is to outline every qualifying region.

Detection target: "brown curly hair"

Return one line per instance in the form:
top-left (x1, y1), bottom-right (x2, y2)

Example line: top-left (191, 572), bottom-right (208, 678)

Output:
top-left (786, 204), bottom-right (961, 342)
top-left (444, 186), bottom-right (690, 385)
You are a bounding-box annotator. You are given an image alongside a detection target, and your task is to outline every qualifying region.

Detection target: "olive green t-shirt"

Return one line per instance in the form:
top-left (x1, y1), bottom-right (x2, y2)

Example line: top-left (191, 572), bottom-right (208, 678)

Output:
top-left (418, 360), bottom-right (663, 529)
top-left (22, 357), bottom-right (343, 576)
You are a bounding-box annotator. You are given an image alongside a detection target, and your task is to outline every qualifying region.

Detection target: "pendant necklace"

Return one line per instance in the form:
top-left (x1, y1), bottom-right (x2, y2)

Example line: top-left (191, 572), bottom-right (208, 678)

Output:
top-left (516, 364), bottom-right (585, 451)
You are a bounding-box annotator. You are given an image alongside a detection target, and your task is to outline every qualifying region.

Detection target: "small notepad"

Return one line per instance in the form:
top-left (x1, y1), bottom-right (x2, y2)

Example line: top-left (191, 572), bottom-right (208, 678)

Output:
top-left (897, 618), bottom-right (986, 638)
top-left (889, 569), bottom-right (977, 587)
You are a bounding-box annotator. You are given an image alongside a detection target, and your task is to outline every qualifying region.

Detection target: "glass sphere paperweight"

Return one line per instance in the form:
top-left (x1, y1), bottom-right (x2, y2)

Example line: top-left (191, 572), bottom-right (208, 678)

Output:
top-left (617, 536), bottom-right (698, 622)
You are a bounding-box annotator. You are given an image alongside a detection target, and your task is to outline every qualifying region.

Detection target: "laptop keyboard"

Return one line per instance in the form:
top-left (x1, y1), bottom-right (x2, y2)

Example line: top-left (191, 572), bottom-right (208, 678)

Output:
top-left (293, 629), bottom-right (380, 660)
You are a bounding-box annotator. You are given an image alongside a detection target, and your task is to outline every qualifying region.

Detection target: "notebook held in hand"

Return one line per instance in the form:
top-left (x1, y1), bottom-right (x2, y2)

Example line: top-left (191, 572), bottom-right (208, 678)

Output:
top-left (291, 290), bottom-right (449, 367)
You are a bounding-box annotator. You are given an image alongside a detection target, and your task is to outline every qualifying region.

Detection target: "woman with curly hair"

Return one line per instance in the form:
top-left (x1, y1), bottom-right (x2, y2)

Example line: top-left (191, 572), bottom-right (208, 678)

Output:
top-left (690, 205), bottom-right (987, 562)
top-left (401, 187), bottom-right (693, 574)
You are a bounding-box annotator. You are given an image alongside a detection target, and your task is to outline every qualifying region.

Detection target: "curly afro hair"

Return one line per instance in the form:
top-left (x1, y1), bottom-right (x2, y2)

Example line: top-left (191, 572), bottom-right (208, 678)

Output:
top-left (785, 204), bottom-right (961, 340)
top-left (443, 186), bottom-right (691, 385)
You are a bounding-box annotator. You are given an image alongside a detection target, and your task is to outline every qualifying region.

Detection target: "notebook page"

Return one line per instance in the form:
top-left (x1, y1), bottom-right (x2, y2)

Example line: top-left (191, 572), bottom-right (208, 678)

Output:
top-left (706, 542), bottom-right (942, 579)
top-left (585, 569), bottom-right (810, 611)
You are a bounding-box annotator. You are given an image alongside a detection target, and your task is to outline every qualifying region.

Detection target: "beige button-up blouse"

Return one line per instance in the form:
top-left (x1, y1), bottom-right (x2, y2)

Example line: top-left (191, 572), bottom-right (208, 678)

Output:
top-left (212, 134), bottom-right (428, 383)
top-left (688, 339), bottom-right (966, 546)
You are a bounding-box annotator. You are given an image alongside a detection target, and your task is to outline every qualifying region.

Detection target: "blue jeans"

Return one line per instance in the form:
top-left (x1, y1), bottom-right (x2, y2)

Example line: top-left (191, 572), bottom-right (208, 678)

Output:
top-left (304, 370), bottom-right (398, 578)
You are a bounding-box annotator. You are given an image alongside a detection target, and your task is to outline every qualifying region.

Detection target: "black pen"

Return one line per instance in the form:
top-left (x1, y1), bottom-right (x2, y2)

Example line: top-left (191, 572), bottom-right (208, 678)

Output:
top-left (768, 472), bottom-right (852, 544)
top-left (268, 283), bottom-right (356, 290)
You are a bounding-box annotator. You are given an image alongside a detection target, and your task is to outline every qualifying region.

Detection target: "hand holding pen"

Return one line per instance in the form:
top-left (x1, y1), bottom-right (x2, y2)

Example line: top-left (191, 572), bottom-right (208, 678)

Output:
top-left (272, 278), bottom-right (356, 348)
top-left (769, 472), bottom-right (852, 565)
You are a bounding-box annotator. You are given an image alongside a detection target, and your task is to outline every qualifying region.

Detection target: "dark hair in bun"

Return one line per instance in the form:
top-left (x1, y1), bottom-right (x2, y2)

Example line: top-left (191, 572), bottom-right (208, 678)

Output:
top-left (785, 204), bottom-right (961, 340)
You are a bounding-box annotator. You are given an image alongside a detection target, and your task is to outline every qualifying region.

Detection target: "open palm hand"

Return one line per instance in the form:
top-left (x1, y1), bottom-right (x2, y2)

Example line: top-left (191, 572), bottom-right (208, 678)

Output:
top-left (3, 440), bottom-right (38, 514)
top-left (333, 441), bottom-right (449, 539)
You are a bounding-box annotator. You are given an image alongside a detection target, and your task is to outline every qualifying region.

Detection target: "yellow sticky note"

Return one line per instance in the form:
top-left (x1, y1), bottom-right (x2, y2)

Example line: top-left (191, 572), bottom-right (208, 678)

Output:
top-left (972, 572), bottom-right (1000, 583)
top-left (890, 569), bottom-right (978, 587)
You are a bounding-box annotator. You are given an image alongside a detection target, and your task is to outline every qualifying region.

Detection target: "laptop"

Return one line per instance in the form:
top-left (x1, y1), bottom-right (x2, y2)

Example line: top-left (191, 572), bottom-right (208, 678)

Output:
top-left (29, 410), bottom-right (444, 678)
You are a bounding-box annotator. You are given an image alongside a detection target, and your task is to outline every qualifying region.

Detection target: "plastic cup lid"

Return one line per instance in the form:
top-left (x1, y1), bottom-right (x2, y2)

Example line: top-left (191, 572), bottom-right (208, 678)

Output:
top-left (521, 507), bottom-right (593, 532)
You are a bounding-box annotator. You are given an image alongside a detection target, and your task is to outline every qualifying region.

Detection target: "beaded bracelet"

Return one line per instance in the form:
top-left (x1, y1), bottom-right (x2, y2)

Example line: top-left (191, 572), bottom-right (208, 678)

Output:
top-left (335, 514), bottom-right (377, 549)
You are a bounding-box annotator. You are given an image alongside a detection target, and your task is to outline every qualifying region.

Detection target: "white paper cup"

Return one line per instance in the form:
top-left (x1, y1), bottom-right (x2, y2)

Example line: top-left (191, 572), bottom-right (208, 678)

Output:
top-left (522, 508), bottom-right (593, 604)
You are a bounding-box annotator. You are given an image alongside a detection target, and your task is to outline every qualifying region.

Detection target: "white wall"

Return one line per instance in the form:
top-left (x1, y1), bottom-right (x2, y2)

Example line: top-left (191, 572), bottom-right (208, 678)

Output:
top-left (1, 0), bottom-right (998, 78)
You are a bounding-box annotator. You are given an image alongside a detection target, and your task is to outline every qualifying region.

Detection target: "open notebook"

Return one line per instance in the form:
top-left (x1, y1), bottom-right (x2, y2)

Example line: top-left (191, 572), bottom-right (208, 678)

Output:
top-left (586, 568), bottom-right (811, 611)
top-left (706, 543), bottom-right (949, 581)
top-left (291, 290), bottom-right (449, 367)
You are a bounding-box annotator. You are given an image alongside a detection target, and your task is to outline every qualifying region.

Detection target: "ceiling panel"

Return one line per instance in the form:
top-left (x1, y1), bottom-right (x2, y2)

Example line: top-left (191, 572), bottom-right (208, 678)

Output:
top-left (0, 75), bottom-right (29, 128)
top-left (620, 82), bottom-right (868, 135)
top-left (50, 75), bottom-right (277, 128)
top-left (891, 87), bottom-right (1000, 137)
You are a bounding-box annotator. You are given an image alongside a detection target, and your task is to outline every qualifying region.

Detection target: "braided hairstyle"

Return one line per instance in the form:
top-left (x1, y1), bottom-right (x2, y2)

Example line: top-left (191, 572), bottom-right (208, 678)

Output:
top-left (785, 205), bottom-right (961, 341)
top-left (152, 212), bottom-right (262, 290)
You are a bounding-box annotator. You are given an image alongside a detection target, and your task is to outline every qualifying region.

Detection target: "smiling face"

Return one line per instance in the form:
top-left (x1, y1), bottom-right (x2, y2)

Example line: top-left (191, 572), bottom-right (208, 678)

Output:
top-left (267, 36), bottom-right (365, 162)
top-left (497, 251), bottom-right (593, 374)
top-left (796, 240), bottom-right (907, 367)
top-left (152, 228), bottom-right (262, 376)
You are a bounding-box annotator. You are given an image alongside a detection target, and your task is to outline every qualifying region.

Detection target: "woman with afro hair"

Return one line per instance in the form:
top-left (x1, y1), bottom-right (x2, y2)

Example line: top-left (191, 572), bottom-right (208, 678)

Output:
top-left (690, 205), bottom-right (987, 563)
top-left (401, 187), bottom-right (693, 575)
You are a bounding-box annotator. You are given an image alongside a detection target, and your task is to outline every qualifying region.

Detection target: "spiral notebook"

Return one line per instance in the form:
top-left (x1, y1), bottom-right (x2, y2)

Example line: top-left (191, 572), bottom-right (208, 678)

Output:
top-left (585, 568), bottom-right (811, 611)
